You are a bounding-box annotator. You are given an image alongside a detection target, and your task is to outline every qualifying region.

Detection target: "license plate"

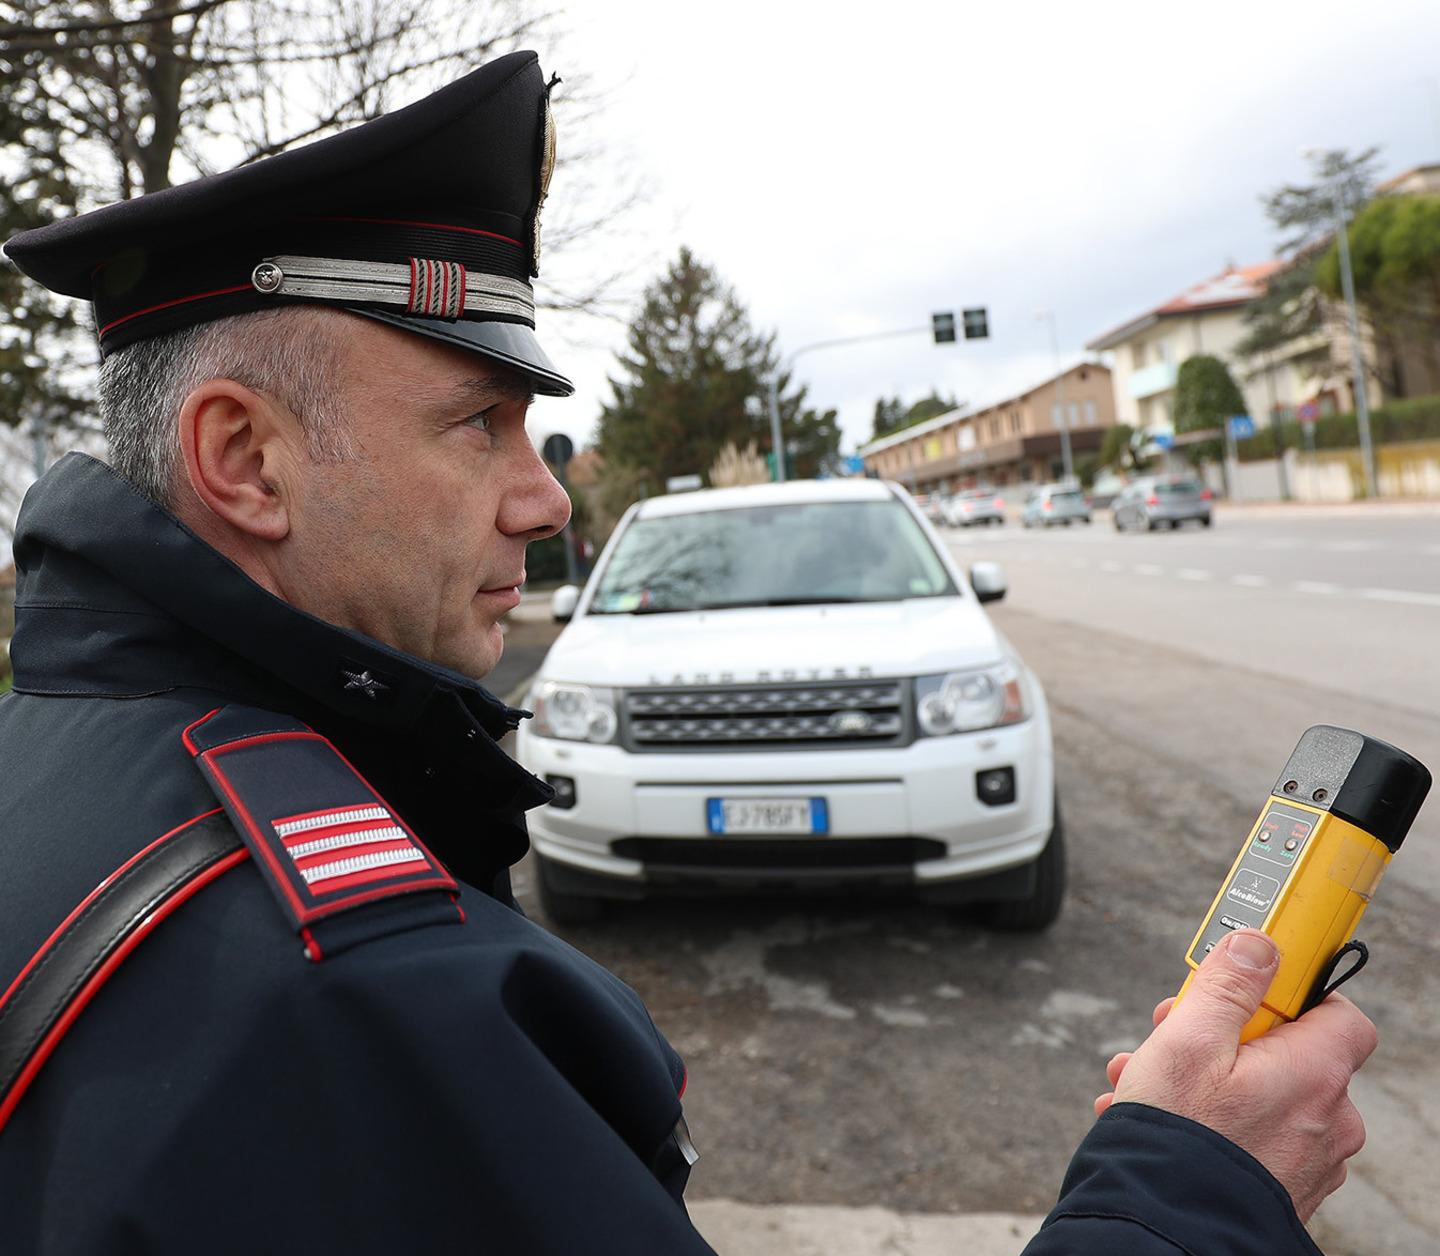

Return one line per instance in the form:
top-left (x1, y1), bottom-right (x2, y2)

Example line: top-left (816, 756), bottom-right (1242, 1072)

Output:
top-left (706, 797), bottom-right (829, 835)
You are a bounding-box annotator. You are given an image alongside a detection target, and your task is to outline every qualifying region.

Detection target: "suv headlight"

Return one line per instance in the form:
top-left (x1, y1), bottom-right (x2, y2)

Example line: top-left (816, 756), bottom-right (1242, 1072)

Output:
top-left (914, 662), bottom-right (1028, 736)
top-left (530, 681), bottom-right (620, 744)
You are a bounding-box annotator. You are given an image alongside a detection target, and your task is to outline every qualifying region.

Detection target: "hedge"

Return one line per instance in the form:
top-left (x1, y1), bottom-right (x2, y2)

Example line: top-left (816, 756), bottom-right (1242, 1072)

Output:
top-left (1237, 394), bottom-right (1440, 462)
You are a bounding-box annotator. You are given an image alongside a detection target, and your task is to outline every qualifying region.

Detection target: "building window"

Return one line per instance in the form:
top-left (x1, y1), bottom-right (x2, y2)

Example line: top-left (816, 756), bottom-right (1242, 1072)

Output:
top-left (1130, 343), bottom-right (1146, 370)
top-left (1083, 400), bottom-right (1097, 427)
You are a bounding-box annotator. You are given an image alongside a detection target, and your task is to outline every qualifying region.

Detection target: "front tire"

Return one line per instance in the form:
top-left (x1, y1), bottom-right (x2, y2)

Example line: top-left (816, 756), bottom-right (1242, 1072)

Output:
top-left (536, 856), bottom-right (604, 926)
top-left (979, 801), bottom-right (1066, 932)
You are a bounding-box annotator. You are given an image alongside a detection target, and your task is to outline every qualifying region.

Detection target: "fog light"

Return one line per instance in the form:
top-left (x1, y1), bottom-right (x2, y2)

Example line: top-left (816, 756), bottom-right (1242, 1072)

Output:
top-left (546, 775), bottom-right (577, 810)
top-left (976, 767), bottom-right (1016, 806)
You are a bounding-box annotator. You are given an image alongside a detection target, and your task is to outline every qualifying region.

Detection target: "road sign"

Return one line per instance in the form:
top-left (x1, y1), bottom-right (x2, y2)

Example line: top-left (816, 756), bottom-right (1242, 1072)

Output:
top-left (542, 432), bottom-right (574, 467)
top-left (1152, 432), bottom-right (1174, 451)
top-left (665, 473), bottom-right (703, 493)
top-left (1226, 415), bottom-right (1256, 440)
top-left (962, 307), bottom-right (989, 340)
top-left (842, 454), bottom-right (865, 475)
top-left (932, 312), bottom-right (956, 344)
top-left (1297, 402), bottom-right (1320, 424)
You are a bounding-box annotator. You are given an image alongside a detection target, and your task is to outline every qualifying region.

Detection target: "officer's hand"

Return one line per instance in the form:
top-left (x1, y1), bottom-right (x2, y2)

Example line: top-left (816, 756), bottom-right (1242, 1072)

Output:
top-left (1096, 929), bottom-right (1376, 1223)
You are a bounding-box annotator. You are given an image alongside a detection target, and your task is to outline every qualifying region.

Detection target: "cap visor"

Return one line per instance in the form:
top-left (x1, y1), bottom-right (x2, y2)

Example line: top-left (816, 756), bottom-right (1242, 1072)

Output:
top-left (347, 308), bottom-right (574, 397)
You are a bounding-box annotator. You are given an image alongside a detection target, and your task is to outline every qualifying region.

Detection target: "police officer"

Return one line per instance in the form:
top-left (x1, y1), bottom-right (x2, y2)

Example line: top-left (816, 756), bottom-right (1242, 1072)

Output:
top-left (0, 50), bottom-right (1373, 1255)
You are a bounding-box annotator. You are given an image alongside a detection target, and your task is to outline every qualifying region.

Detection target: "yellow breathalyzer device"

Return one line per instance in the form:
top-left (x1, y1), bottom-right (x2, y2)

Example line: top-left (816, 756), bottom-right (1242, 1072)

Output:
top-left (1178, 725), bottom-right (1431, 1043)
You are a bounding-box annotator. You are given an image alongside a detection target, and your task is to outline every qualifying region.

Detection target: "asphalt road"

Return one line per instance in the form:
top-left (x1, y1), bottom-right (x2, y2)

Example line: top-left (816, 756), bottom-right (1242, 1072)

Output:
top-left (505, 505), bottom-right (1440, 1255)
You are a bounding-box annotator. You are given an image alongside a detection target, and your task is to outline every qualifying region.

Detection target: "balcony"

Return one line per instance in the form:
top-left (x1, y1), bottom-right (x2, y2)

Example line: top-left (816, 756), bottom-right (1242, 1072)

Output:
top-left (1128, 361), bottom-right (1178, 399)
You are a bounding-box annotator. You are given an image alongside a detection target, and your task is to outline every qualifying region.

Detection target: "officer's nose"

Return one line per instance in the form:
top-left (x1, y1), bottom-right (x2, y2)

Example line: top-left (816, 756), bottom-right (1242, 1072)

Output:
top-left (501, 437), bottom-right (572, 541)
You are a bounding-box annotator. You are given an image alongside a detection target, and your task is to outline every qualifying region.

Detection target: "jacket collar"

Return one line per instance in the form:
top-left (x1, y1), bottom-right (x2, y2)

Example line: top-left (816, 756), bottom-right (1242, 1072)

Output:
top-left (11, 454), bottom-right (551, 878)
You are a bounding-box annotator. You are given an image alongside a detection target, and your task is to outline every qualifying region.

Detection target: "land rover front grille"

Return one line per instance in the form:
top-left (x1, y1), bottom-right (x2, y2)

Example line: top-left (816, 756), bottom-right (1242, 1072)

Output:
top-left (623, 680), bottom-right (907, 751)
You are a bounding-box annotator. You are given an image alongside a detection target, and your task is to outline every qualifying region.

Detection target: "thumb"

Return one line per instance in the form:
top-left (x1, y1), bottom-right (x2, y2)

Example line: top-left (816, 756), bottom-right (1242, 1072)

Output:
top-left (1161, 929), bottom-right (1279, 1061)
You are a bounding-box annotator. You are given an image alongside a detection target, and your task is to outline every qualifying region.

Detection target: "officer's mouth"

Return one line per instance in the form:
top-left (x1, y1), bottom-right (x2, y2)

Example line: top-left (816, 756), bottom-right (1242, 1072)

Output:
top-left (476, 575), bottom-right (525, 610)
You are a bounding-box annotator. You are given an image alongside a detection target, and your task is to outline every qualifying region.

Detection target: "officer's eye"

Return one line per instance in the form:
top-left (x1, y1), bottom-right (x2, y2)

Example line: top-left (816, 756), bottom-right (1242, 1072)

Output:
top-left (463, 408), bottom-right (496, 432)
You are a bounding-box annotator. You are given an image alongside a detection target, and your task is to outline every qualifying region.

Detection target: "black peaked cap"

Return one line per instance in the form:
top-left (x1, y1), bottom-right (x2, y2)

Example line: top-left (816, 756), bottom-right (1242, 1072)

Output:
top-left (3, 50), bottom-right (573, 396)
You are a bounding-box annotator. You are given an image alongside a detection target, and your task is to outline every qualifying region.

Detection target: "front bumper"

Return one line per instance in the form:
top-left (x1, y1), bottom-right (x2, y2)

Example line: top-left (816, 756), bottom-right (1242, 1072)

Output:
top-left (516, 709), bottom-right (1054, 899)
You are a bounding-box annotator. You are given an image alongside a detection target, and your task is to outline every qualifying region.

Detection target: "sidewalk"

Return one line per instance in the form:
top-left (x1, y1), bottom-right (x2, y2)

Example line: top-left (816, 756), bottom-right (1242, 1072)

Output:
top-left (690, 1201), bottom-right (1043, 1255)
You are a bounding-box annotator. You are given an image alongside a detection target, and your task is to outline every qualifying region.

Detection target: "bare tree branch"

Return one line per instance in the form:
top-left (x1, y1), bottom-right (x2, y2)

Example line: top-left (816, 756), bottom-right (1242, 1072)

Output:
top-left (0, 0), bottom-right (233, 42)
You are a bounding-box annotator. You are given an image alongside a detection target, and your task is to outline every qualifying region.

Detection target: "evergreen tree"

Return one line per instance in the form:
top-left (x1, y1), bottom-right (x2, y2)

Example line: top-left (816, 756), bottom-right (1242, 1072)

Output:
top-left (595, 247), bottom-right (839, 511)
top-left (1174, 354), bottom-right (1246, 469)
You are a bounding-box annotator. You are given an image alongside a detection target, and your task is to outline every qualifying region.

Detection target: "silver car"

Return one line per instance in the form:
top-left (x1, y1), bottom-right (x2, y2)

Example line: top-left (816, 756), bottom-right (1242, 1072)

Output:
top-left (1021, 484), bottom-right (1091, 528)
top-left (1113, 476), bottom-right (1213, 531)
top-left (944, 488), bottom-right (1007, 528)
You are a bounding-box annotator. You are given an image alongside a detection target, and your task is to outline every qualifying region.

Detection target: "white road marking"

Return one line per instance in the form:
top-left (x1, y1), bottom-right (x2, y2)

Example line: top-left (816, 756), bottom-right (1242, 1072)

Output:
top-left (1320, 540), bottom-right (1380, 553)
top-left (1176, 568), bottom-right (1212, 581)
top-left (1293, 581), bottom-right (1342, 595)
top-left (1099, 560), bottom-right (1124, 572)
top-left (1132, 564), bottom-right (1164, 576)
top-left (1231, 574), bottom-right (1270, 588)
top-left (1359, 588), bottom-right (1440, 608)
top-left (1261, 538), bottom-right (1304, 549)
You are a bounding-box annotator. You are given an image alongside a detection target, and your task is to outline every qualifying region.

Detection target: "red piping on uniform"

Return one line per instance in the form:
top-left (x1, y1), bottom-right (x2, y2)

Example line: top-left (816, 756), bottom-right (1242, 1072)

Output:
top-left (0, 846), bottom-right (250, 1135)
top-left (305, 215), bottom-right (523, 248)
top-left (181, 709), bottom-right (222, 756)
top-left (678, 1066), bottom-right (688, 1100)
top-left (0, 808), bottom-right (224, 1013)
top-left (300, 927), bottom-right (324, 963)
top-left (97, 286), bottom-right (253, 338)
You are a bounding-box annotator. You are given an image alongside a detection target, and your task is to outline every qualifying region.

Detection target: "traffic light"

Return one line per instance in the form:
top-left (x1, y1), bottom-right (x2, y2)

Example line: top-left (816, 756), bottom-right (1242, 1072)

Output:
top-left (963, 307), bottom-right (989, 340)
top-left (932, 312), bottom-right (956, 344)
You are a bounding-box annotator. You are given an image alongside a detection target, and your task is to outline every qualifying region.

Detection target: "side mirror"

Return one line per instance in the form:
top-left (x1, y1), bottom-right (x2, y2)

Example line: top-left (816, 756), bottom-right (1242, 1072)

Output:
top-left (551, 584), bottom-right (581, 623)
top-left (969, 562), bottom-right (1007, 604)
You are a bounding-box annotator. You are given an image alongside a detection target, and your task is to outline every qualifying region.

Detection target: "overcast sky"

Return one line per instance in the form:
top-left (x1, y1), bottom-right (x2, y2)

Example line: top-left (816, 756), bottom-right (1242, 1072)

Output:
top-left (527, 0), bottom-right (1440, 459)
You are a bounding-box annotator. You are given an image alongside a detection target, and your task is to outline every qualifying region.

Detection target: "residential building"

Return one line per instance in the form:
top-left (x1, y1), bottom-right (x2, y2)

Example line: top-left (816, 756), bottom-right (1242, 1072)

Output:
top-left (858, 363), bottom-right (1116, 491)
top-left (1084, 263), bottom-right (1332, 444)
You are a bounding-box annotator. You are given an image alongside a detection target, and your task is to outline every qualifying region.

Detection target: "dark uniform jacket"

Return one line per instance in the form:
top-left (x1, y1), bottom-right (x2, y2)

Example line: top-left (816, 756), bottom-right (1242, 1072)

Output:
top-left (0, 454), bottom-right (1321, 1255)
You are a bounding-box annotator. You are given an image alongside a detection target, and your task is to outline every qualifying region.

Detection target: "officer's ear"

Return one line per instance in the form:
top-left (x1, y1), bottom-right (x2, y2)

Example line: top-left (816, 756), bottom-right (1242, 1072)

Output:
top-left (178, 378), bottom-right (298, 544)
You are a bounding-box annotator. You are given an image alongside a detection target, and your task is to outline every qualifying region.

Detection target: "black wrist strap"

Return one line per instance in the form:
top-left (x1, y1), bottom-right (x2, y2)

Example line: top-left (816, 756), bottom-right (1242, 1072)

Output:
top-left (1300, 939), bottom-right (1369, 1016)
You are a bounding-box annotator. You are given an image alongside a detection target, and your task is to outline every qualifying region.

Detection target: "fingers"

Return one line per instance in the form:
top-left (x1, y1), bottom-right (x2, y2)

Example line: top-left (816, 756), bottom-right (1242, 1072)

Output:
top-left (1094, 1091), bottom-right (1115, 1117)
top-left (1105, 1052), bottom-right (1132, 1088)
top-left (1155, 930), bottom-right (1278, 1062)
top-left (1290, 994), bottom-right (1379, 1072)
top-left (1152, 996), bottom-right (1175, 1027)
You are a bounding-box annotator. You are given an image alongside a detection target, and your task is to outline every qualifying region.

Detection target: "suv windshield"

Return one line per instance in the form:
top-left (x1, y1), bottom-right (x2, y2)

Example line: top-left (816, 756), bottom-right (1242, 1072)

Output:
top-left (590, 499), bottom-right (957, 614)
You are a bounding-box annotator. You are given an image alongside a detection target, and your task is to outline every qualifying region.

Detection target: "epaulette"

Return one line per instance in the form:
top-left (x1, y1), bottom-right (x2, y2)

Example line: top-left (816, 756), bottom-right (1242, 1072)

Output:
top-left (184, 704), bottom-right (463, 961)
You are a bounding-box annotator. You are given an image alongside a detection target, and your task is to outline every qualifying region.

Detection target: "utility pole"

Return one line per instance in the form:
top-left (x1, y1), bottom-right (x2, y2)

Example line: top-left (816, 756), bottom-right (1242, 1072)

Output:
top-left (1038, 311), bottom-right (1074, 482)
top-left (1331, 187), bottom-right (1378, 498)
top-left (1302, 149), bottom-right (1378, 497)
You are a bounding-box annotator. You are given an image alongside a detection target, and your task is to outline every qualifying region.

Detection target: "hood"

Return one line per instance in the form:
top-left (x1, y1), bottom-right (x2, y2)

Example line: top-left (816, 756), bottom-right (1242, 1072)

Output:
top-left (542, 597), bottom-right (1006, 688)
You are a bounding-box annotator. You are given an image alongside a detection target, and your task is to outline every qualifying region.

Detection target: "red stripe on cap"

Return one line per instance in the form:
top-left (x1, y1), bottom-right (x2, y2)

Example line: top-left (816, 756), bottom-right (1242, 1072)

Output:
top-left (97, 285), bottom-right (254, 338)
top-left (306, 215), bottom-right (523, 248)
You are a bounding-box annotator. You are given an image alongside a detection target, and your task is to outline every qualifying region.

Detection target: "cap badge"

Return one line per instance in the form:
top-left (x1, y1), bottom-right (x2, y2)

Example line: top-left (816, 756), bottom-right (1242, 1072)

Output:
top-left (532, 91), bottom-right (556, 276)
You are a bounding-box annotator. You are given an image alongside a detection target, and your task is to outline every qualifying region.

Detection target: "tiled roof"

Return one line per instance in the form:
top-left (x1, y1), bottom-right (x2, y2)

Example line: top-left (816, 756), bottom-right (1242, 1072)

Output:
top-left (1087, 262), bottom-right (1280, 350)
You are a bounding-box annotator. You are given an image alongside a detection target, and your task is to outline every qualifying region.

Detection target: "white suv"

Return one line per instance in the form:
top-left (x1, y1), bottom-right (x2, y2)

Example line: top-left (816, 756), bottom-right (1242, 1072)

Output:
top-left (517, 479), bottom-right (1061, 929)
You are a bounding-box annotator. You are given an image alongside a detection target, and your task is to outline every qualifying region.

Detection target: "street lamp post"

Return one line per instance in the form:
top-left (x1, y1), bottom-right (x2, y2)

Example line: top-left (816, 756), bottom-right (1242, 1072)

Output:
top-left (767, 325), bottom-right (932, 483)
top-left (1038, 311), bottom-right (1074, 483)
top-left (1303, 149), bottom-right (1378, 498)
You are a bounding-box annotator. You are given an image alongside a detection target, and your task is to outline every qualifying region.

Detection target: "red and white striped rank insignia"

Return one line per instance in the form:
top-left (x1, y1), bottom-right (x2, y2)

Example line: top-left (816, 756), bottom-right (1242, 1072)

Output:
top-left (272, 804), bottom-right (428, 896)
top-left (184, 705), bottom-right (458, 935)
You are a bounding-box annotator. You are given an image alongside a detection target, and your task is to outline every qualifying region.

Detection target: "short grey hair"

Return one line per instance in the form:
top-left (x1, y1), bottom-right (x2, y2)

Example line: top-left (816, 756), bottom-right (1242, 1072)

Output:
top-left (98, 307), bottom-right (354, 507)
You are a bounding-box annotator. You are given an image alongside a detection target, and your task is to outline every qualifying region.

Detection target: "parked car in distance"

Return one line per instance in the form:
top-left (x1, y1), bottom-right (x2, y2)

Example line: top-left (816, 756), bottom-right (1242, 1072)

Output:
top-left (1112, 475), bottom-right (1214, 531)
top-left (519, 478), bottom-right (1062, 932)
top-left (1021, 483), bottom-right (1091, 528)
top-left (1086, 472), bottom-right (1129, 511)
top-left (943, 488), bottom-right (1007, 528)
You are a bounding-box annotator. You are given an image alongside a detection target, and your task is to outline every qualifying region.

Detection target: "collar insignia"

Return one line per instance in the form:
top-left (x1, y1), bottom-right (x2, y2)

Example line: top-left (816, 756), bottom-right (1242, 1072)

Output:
top-left (341, 668), bottom-right (388, 700)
